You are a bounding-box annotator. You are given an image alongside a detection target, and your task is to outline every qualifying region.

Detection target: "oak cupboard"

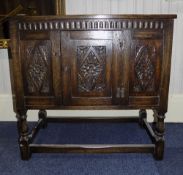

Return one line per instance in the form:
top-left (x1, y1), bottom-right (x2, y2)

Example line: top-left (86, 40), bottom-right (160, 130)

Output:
top-left (9, 15), bottom-right (176, 160)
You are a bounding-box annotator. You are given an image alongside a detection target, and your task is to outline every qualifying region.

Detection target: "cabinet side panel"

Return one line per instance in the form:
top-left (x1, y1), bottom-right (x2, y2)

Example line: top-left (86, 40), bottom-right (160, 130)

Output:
top-left (159, 20), bottom-right (174, 114)
top-left (9, 20), bottom-right (25, 112)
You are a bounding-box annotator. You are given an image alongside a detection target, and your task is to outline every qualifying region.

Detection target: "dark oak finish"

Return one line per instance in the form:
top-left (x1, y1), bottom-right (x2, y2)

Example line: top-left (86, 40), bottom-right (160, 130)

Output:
top-left (9, 15), bottom-right (176, 160)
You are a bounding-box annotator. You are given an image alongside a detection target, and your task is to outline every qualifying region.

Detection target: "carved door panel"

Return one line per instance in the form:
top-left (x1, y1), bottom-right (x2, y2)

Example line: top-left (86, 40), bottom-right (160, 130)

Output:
top-left (61, 31), bottom-right (113, 106)
top-left (20, 31), bottom-right (61, 107)
top-left (129, 31), bottom-right (163, 106)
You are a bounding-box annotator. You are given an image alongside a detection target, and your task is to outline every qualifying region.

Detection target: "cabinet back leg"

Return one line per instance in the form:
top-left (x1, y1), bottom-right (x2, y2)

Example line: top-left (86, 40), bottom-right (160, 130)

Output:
top-left (38, 110), bottom-right (47, 128)
top-left (139, 109), bottom-right (147, 128)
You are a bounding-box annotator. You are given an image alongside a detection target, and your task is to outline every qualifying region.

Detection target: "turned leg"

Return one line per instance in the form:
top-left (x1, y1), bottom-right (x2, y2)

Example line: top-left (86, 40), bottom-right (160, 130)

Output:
top-left (152, 110), bottom-right (158, 131)
top-left (139, 109), bottom-right (147, 128)
top-left (38, 110), bottom-right (47, 128)
top-left (16, 110), bottom-right (31, 160)
top-left (153, 110), bottom-right (165, 160)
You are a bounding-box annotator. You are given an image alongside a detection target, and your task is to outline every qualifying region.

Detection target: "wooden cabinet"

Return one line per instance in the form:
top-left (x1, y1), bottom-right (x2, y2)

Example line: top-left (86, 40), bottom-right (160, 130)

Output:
top-left (9, 15), bottom-right (176, 160)
top-left (14, 20), bottom-right (167, 109)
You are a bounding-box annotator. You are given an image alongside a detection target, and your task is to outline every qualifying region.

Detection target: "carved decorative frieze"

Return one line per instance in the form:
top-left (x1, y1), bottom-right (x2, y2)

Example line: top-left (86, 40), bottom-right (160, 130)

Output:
top-left (77, 46), bottom-right (106, 92)
top-left (18, 20), bottom-right (164, 31)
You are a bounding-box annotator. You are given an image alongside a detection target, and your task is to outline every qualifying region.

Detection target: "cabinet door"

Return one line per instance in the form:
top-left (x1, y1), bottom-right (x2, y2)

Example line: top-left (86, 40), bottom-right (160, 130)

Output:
top-left (129, 31), bottom-right (163, 106)
top-left (61, 31), bottom-right (113, 106)
top-left (112, 31), bottom-right (130, 105)
top-left (20, 31), bottom-right (61, 107)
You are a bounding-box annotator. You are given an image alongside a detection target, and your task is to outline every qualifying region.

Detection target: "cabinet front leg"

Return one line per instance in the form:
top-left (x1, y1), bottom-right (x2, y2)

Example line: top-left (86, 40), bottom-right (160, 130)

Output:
top-left (38, 110), bottom-right (47, 128)
top-left (153, 111), bottom-right (165, 160)
top-left (139, 109), bottom-right (147, 128)
top-left (16, 111), bottom-right (31, 160)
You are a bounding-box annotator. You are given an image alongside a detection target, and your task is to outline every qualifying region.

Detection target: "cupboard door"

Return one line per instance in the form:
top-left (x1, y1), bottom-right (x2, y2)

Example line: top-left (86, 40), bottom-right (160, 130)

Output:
top-left (112, 31), bottom-right (130, 105)
top-left (20, 31), bottom-right (61, 107)
top-left (129, 31), bottom-right (163, 106)
top-left (61, 31), bottom-right (113, 106)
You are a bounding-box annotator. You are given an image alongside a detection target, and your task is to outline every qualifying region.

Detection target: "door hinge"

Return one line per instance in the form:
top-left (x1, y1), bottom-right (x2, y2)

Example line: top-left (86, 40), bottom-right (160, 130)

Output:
top-left (116, 88), bottom-right (121, 98)
top-left (116, 87), bottom-right (125, 98)
top-left (120, 87), bottom-right (125, 98)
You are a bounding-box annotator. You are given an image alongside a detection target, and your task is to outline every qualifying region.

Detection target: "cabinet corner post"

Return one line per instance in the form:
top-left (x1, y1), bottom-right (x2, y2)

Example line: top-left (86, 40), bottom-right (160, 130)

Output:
top-left (16, 110), bottom-right (31, 160)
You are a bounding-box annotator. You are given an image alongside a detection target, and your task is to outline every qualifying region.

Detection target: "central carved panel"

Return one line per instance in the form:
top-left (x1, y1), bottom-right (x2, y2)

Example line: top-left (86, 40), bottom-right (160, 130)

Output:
top-left (77, 46), bottom-right (106, 92)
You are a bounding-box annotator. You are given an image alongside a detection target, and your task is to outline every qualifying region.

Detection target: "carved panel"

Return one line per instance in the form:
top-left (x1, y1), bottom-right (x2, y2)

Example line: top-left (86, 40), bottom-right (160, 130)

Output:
top-left (23, 40), bottom-right (52, 94)
top-left (77, 46), bottom-right (106, 92)
top-left (133, 45), bottom-right (156, 92)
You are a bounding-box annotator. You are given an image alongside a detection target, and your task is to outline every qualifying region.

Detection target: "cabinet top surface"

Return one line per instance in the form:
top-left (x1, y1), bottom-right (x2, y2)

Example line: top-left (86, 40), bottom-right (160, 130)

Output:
top-left (14, 14), bottom-right (177, 20)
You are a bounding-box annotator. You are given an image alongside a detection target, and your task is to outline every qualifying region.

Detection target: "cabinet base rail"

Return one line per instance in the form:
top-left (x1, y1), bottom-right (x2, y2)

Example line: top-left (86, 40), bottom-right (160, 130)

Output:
top-left (30, 144), bottom-right (155, 153)
top-left (17, 110), bottom-right (165, 161)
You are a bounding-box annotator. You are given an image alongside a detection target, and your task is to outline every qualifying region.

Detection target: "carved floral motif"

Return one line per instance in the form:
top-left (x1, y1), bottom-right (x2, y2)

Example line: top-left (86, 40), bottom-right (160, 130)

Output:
top-left (134, 45), bottom-right (156, 92)
top-left (77, 46), bottom-right (106, 92)
top-left (25, 41), bottom-right (51, 94)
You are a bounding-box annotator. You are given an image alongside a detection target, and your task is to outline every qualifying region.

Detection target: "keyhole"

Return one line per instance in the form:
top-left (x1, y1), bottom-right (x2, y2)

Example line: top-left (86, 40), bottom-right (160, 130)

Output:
top-left (119, 41), bottom-right (124, 49)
